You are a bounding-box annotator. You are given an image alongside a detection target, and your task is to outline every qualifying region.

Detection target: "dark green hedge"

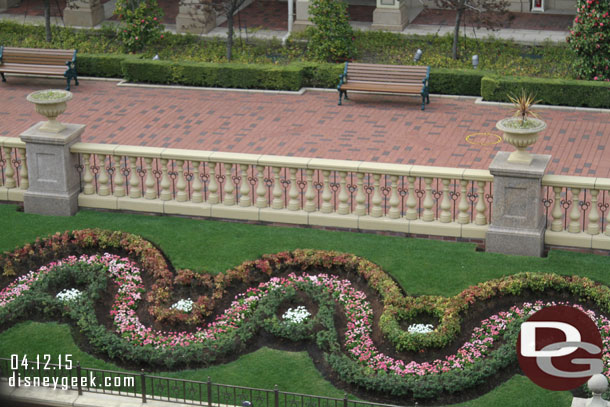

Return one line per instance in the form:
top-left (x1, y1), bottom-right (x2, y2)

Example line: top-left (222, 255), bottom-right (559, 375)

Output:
top-left (481, 75), bottom-right (610, 108)
top-left (75, 54), bottom-right (609, 108)
top-left (121, 59), bottom-right (305, 91)
top-left (429, 68), bottom-right (487, 96)
top-left (78, 53), bottom-right (129, 78)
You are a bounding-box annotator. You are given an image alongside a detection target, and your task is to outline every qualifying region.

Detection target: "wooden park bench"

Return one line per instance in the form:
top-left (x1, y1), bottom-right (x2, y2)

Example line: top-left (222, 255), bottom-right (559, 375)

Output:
top-left (337, 62), bottom-right (430, 110)
top-left (0, 46), bottom-right (78, 91)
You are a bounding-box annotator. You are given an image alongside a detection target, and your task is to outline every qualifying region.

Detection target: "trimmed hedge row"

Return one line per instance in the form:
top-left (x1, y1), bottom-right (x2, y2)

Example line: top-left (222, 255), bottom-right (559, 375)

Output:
top-left (76, 54), bottom-right (609, 108)
top-left (481, 75), bottom-right (610, 108)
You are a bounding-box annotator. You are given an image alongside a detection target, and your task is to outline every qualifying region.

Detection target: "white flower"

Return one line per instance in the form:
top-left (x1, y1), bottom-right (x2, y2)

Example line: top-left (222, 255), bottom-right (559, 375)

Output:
top-left (171, 298), bottom-right (194, 313)
top-left (282, 306), bottom-right (310, 324)
top-left (56, 288), bottom-right (82, 303)
top-left (407, 323), bottom-right (434, 334)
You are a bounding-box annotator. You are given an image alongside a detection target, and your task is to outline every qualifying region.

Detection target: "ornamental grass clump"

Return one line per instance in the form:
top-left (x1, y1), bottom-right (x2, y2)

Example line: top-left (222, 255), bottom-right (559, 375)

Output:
top-left (506, 89), bottom-right (541, 128)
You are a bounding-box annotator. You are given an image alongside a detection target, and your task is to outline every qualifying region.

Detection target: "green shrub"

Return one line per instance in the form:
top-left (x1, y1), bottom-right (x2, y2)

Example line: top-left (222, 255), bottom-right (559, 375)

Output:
top-left (121, 59), bottom-right (305, 90)
top-left (114, 0), bottom-right (165, 53)
top-left (306, 0), bottom-right (355, 62)
top-left (481, 75), bottom-right (610, 108)
top-left (566, 0), bottom-right (610, 81)
top-left (429, 68), bottom-right (487, 96)
top-left (78, 54), bottom-right (128, 78)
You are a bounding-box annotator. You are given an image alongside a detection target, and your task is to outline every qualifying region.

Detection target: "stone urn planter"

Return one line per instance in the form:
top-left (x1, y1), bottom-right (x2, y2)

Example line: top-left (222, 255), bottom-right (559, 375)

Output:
top-left (26, 89), bottom-right (73, 133)
top-left (496, 117), bottom-right (546, 165)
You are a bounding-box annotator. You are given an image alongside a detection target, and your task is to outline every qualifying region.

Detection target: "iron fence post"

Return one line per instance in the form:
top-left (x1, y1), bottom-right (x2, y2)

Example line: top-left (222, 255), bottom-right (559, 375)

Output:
top-left (343, 393), bottom-right (348, 407)
top-left (76, 362), bottom-right (82, 396)
top-left (274, 385), bottom-right (279, 407)
top-left (207, 376), bottom-right (212, 407)
top-left (141, 369), bottom-right (147, 403)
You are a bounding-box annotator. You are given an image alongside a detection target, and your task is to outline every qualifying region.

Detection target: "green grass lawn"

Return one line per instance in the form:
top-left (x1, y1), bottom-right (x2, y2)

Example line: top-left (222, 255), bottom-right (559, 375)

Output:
top-left (1, 203), bottom-right (605, 405)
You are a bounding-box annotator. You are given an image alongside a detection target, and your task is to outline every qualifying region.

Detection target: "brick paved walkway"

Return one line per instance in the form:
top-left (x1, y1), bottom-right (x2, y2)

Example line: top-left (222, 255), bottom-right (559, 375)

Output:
top-left (2, 77), bottom-right (609, 177)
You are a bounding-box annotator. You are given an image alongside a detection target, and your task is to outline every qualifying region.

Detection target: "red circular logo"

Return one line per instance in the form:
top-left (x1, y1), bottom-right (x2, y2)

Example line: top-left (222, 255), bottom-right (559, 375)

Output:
top-left (517, 305), bottom-right (603, 391)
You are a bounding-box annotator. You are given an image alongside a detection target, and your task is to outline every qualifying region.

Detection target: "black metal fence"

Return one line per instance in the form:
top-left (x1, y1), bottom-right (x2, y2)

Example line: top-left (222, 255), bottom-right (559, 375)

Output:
top-left (0, 358), bottom-right (402, 407)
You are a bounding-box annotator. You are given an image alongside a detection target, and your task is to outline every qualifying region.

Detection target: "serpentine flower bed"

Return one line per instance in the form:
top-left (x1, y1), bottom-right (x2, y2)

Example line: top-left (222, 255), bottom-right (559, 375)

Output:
top-left (1, 229), bottom-right (610, 402)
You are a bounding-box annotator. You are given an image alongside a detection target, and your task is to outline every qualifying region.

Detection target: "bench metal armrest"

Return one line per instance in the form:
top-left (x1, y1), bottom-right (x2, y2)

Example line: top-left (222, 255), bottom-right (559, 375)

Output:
top-left (0, 46), bottom-right (3, 64)
top-left (337, 61), bottom-right (349, 90)
top-left (421, 66), bottom-right (430, 91)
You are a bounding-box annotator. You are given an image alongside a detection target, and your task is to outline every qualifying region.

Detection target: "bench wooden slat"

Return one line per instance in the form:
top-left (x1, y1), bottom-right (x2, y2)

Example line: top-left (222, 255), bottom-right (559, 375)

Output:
top-left (1, 46), bottom-right (78, 90)
top-left (337, 62), bottom-right (430, 109)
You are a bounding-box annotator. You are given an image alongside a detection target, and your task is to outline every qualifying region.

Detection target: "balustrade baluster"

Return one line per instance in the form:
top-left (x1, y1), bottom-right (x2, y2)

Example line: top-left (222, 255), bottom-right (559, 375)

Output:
top-left (113, 155), bottom-right (125, 197)
top-left (223, 163), bottom-right (235, 206)
top-left (440, 179), bottom-right (452, 223)
top-left (304, 169), bottom-right (316, 212)
top-left (159, 159), bottom-right (171, 201)
top-left (256, 166), bottom-right (267, 208)
top-left (475, 181), bottom-right (487, 225)
top-left (97, 154), bottom-right (110, 196)
top-left (208, 162), bottom-right (219, 204)
top-left (320, 170), bottom-right (333, 213)
top-left (18, 148), bottom-right (28, 190)
top-left (128, 157), bottom-right (141, 199)
top-left (568, 187), bottom-right (581, 233)
top-left (387, 175), bottom-right (400, 219)
top-left (82, 153), bottom-right (94, 195)
top-left (271, 167), bottom-right (283, 209)
top-left (192, 161), bottom-right (203, 203)
top-left (239, 164), bottom-right (252, 207)
top-left (606, 193), bottom-right (610, 237)
top-left (352, 172), bottom-right (365, 216)
top-left (4, 148), bottom-right (15, 189)
top-left (176, 160), bottom-right (187, 202)
top-left (287, 168), bottom-right (300, 211)
top-left (144, 158), bottom-right (156, 199)
top-left (337, 171), bottom-right (350, 215)
top-left (405, 176), bottom-right (417, 220)
top-left (551, 186), bottom-right (563, 232)
top-left (457, 180), bottom-right (470, 224)
top-left (588, 189), bottom-right (600, 235)
top-left (422, 177), bottom-right (434, 222)
top-left (370, 174), bottom-right (383, 217)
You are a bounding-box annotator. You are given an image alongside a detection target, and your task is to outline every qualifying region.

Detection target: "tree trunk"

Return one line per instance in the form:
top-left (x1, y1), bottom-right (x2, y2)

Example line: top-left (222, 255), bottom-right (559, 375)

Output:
top-left (452, 1), bottom-right (466, 60)
top-left (44, 0), bottom-right (52, 43)
top-left (226, 12), bottom-right (234, 61)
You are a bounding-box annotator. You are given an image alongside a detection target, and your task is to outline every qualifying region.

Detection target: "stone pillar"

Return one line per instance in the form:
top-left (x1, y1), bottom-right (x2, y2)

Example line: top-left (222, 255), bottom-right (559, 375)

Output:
top-left (20, 122), bottom-right (84, 216)
top-left (0, 0), bottom-right (20, 12)
top-left (176, 0), bottom-right (217, 34)
top-left (372, 0), bottom-right (421, 31)
top-left (485, 151), bottom-right (551, 257)
top-left (63, 0), bottom-right (105, 27)
top-left (292, 0), bottom-right (312, 32)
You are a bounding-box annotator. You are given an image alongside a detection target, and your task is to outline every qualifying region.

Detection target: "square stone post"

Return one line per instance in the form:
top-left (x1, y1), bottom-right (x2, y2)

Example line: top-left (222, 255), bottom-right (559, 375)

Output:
top-left (292, 0), bottom-right (312, 32)
top-left (372, 0), bottom-right (422, 31)
top-left (0, 0), bottom-right (20, 12)
top-left (20, 122), bottom-right (85, 216)
top-left (486, 151), bottom-right (551, 257)
top-left (176, 0), bottom-right (217, 34)
top-left (63, 0), bottom-right (105, 27)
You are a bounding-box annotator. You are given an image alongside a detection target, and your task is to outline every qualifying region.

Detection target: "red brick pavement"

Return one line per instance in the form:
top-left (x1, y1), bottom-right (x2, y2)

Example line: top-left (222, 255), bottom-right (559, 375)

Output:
top-left (1, 77), bottom-right (609, 178)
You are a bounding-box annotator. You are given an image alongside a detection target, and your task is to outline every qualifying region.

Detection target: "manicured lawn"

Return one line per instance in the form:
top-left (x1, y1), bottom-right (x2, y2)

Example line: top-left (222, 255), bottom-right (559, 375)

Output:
top-left (0, 203), bottom-right (605, 405)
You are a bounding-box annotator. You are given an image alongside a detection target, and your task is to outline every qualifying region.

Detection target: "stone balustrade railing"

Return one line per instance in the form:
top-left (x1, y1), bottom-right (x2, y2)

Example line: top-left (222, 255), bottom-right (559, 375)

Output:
top-left (542, 175), bottom-right (610, 250)
top-left (70, 143), bottom-right (493, 239)
top-left (3, 135), bottom-right (610, 252)
top-left (0, 137), bottom-right (28, 202)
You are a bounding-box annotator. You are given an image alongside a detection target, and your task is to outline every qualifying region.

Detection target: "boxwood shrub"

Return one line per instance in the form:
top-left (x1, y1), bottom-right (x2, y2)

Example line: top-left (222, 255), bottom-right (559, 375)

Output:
top-left (78, 53), bottom-right (130, 78)
top-left (429, 68), bottom-right (487, 96)
top-left (121, 59), bottom-right (305, 91)
top-left (481, 75), bottom-right (610, 108)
